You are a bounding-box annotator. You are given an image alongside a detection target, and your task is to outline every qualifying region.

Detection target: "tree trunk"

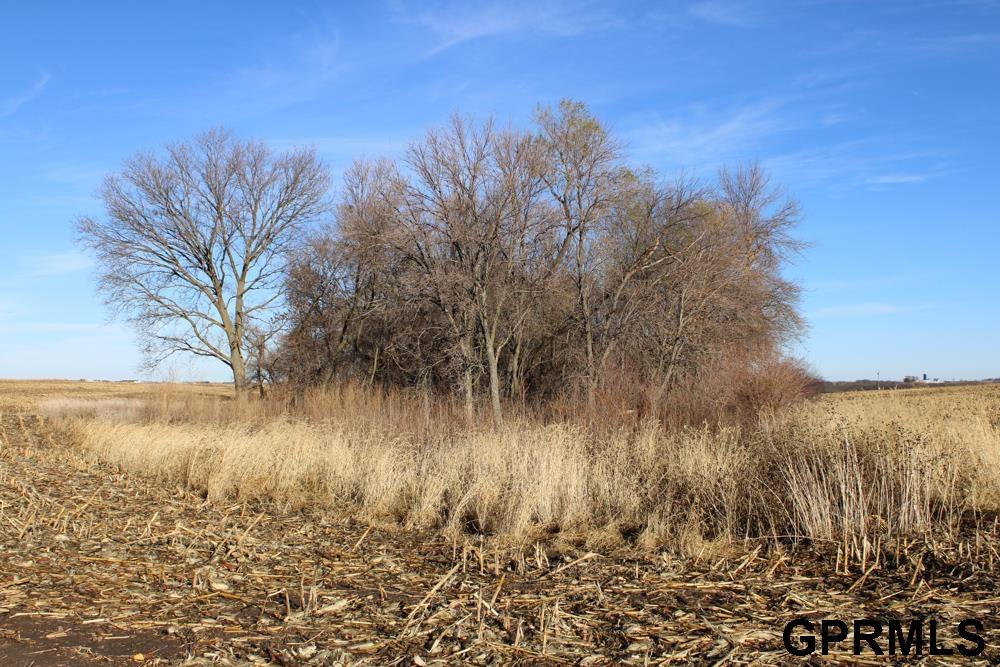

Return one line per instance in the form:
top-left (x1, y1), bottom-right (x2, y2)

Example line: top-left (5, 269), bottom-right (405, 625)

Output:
top-left (509, 336), bottom-right (522, 400)
top-left (366, 346), bottom-right (380, 387)
top-left (661, 291), bottom-right (687, 390)
top-left (577, 226), bottom-right (597, 408)
top-left (231, 347), bottom-right (248, 398)
top-left (232, 354), bottom-right (247, 400)
top-left (256, 336), bottom-right (267, 400)
top-left (484, 341), bottom-right (503, 425)
top-left (463, 366), bottom-right (475, 422)
top-left (319, 363), bottom-right (335, 389)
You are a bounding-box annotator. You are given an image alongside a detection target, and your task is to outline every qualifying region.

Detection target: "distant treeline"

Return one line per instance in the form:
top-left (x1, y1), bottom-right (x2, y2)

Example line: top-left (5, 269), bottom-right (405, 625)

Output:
top-left (819, 379), bottom-right (1000, 393)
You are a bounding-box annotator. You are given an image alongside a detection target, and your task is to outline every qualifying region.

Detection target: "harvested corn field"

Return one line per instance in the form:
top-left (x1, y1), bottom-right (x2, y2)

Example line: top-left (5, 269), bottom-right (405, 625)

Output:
top-left (2, 381), bottom-right (1000, 664)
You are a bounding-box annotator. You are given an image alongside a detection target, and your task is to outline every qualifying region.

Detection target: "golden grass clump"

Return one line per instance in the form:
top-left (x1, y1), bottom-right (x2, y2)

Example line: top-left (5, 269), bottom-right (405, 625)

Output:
top-left (36, 382), bottom-right (1000, 555)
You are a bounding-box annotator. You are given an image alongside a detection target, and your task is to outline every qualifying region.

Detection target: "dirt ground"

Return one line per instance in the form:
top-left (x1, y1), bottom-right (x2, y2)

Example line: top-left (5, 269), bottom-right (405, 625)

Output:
top-left (2, 384), bottom-right (1000, 665)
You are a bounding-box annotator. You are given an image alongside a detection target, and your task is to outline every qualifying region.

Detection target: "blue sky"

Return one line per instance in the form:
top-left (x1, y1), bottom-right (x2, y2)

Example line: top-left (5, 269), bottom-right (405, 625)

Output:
top-left (1, 0), bottom-right (998, 381)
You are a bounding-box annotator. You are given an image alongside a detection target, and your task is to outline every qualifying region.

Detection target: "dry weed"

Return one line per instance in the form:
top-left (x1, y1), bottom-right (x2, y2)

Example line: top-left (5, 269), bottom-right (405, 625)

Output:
top-left (43, 382), bottom-right (1000, 557)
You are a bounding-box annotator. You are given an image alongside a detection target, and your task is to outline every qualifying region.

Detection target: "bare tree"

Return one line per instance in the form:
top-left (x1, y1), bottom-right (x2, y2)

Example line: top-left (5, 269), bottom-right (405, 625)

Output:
top-left (77, 128), bottom-right (329, 392)
top-left (536, 100), bottom-right (621, 403)
top-left (280, 160), bottom-right (397, 387)
top-left (393, 118), bottom-right (560, 423)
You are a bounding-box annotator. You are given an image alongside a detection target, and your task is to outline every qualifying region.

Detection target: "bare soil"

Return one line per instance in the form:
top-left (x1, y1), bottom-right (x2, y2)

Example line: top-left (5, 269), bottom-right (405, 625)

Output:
top-left (2, 411), bottom-right (1000, 665)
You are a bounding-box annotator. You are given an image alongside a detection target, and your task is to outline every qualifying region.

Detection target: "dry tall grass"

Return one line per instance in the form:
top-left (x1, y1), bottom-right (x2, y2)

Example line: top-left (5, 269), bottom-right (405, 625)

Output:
top-left (36, 382), bottom-right (1000, 557)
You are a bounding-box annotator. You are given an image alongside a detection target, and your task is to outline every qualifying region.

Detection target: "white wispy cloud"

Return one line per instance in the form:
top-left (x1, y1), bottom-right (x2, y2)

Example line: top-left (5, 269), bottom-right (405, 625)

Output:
top-left (146, 27), bottom-right (348, 121)
top-left (864, 173), bottom-right (928, 185)
top-left (1, 72), bottom-right (51, 117)
top-left (217, 37), bottom-right (346, 114)
top-left (30, 250), bottom-right (94, 277)
top-left (689, 1), bottom-right (758, 27)
top-left (0, 127), bottom-right (49, 145)
top-left (0, 322), bottom-right (103, 335)
top-left (813, 303), bottom-right (929, 318)
top-left (0, 296), bottom-right (20, 321)
top-left (763, 141), bottom-right (948, 190)
top-left (807, 272), bottom-right (930, 292)
top-left (626, 97), bottom-right (792, 167)
top-left (272, 135), bottom-right (410, 159)
top-left (392, 0), bottom-right (616, 55)
top-left (40, 162), bottom-right (109, 188)
top-left (915, 31), bottom-right (1000, 53)
top-left (594, 84), bottom-right (944, 195)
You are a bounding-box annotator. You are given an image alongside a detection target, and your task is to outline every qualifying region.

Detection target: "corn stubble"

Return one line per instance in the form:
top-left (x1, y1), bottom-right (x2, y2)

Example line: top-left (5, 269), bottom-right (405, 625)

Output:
top-left (4, 381), bottom-right (1000, 664)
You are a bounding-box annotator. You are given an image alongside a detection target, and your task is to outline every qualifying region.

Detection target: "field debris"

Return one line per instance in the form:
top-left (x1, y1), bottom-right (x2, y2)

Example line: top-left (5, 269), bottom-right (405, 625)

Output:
top-left (3, 393), bottom-right (1000, 664)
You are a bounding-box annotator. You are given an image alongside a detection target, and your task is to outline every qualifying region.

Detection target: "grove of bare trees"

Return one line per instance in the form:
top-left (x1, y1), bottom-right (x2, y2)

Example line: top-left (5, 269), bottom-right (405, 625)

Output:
top-left (76, 102), bottom-right (805, 416)
top-left (274, 101), bottom-right (805, 421)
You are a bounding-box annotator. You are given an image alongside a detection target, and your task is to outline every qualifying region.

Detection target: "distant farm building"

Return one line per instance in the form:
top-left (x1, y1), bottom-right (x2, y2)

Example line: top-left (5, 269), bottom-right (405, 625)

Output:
top-left (903, 373), bottom-right (942, 384)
